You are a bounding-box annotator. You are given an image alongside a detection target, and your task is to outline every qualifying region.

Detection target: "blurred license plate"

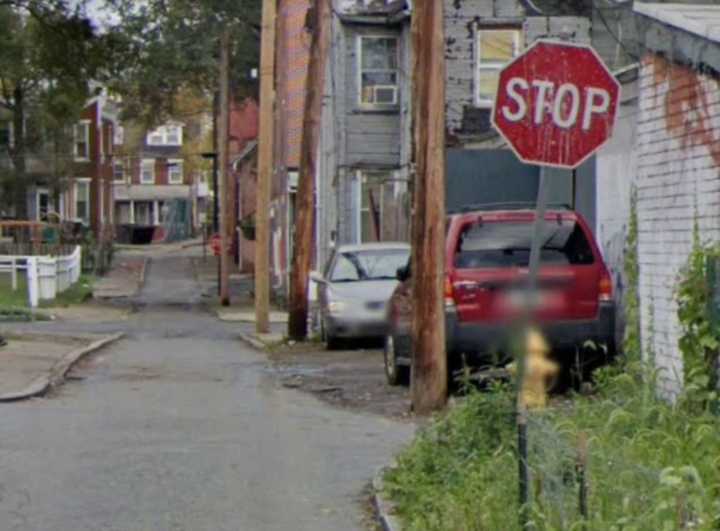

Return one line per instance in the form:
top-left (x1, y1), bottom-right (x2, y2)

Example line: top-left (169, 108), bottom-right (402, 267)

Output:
top-left (505, 289), bottom-right (559, 310)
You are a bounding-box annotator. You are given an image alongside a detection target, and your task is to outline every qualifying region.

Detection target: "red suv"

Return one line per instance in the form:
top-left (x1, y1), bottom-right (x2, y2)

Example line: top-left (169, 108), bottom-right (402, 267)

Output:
top-left (383, 204), bottom-right (616, 385)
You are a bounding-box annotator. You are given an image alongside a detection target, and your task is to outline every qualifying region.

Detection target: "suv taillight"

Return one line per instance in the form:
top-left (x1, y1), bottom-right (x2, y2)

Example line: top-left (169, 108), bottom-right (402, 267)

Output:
top-left (444, 276), bottom-right (455, 307)
top-left (599, 272), bottom-right (613, 302)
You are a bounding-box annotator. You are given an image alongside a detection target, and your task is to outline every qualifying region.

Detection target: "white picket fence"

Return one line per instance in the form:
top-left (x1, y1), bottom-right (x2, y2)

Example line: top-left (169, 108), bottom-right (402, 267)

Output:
top-left (0, 246), bottom-right (82, 308)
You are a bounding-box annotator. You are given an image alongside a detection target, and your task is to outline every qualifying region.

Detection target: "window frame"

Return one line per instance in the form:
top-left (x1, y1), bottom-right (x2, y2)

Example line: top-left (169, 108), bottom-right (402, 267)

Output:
top-left (141, 159), bottom-right (156, 184)
top-left (357, 35), bottom-right (400, 109)
top-left (474, 26), bottom-right (522, 108)
top-left (146, 124), bottom-right (183, 146)
top-left (113, 159), bottom-right (125, 182)
top-left (74, 120), bottom-right (91, 161)
top-left (74, 178), bottom-right (91, 225)
top-left (167, 159), bottom-right (184, 184)
top-left (0, 121), bottom-right (13, 147)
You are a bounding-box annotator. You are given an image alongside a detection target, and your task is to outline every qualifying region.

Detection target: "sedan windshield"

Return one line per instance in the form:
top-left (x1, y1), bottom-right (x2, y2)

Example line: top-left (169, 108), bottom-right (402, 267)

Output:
top-left (330, 249), bottom-right (409, 282)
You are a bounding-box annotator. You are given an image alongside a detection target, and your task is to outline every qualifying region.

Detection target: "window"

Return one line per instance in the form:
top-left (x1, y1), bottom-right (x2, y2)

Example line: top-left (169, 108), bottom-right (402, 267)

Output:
top-left (454, 220), bottom-right (595, 269)
top-left (165, 126), bottom-right (181, 145)
top-left (475, 28), bottom-right (522, 107)
top-left (360, 171), bottom-right (393, 243)
top-left (330, 249), bottom-right (410, 282)
top-left (114, 125), bottom-right (124, 145)
top-left (0, 122), bottom-right (11, 147)
top-left (37, 189), bottom-right (50, 222)
top-left (74, 121), bottom-right (90, 160)
top-left (75, 180), bottom-right (90, 224)
top-left (168, 159), bottom-right (183, 184)
top-left (141, 159), bottom-right (155, 184)
top-left (146, 124), bottom-right (183, 146)
top-left (359, 36), bottom-right (399, 106)
top-left (148, 130), bottom-right (163, 145)
top-left (113, 160), bottom-right (125, 182)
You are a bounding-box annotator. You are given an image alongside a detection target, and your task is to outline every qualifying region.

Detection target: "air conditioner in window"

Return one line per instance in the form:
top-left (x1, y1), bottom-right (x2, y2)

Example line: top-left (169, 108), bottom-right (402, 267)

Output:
top-left (373, 85), bottom-right (398, 105)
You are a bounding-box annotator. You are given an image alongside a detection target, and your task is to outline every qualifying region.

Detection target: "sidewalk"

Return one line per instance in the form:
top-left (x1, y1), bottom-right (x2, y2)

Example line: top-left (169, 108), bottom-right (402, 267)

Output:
top-left (0, 331), bottom-right (122, 401)
top-left (92, 255), bottom-right (147, 299)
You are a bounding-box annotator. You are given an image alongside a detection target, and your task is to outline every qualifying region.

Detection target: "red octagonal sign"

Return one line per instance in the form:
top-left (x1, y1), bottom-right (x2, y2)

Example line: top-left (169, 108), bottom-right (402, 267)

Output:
top-left (492, 40), bottom-right (620, 169)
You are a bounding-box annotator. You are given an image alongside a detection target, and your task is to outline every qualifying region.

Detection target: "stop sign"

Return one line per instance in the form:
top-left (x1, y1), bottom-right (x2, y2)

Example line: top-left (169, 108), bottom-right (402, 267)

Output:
top-left (492, 40), bottom-right (620, 169)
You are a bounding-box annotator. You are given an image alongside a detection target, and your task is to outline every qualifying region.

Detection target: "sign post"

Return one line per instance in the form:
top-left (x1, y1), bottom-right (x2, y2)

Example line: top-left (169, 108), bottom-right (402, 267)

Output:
top-left (491, 39), bottom-right (620, 527)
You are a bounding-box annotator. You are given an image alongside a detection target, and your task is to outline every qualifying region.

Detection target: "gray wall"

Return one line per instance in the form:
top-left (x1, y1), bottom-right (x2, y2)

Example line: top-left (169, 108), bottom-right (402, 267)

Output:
top-left (344, 24), bottom-right (404, 168)
top-left (444, 0), bottom-right (590, 143)
top-left (446, 149), bottom-right (596, 230)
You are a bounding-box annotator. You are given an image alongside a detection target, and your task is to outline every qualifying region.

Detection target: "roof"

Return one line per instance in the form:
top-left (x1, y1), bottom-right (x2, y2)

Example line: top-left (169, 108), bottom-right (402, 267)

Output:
top-left (337, 0), bottom-right (410, 23)
top-left (113, 184), bottom-right (191, 201)
top-left (336, 242), bottom-right (410, 253)
top-left (634, 3), bottom-right (720, 43)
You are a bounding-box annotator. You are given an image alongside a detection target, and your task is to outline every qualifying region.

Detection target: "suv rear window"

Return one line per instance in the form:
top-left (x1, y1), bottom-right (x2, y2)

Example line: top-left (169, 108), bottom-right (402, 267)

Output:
top-left (454, 220), bottom-right (595, 269)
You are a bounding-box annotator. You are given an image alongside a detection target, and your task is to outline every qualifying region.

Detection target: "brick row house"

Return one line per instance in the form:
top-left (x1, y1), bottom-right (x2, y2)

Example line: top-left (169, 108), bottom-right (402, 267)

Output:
top-left (0, 94), bottom-right (116, 239)
top-left (112, 114), bottom-right (213, 242)
top-left (66, 96), bottom-right (118, 238)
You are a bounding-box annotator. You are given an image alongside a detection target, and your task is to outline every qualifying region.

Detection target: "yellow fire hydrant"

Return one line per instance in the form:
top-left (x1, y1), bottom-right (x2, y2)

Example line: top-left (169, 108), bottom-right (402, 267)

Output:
top-left (507, 328), bottom-right (559, 409)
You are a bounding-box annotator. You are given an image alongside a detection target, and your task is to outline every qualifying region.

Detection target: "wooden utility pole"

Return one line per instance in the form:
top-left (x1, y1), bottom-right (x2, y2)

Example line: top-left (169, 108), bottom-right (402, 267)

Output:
top-left (287, 0), bottom-right (332, 340)
top-left (255, 0), bottom-right (277, 333)
top-left (410, 0), bottom-right (447, 414)
top-left (218, 28), bottom-right (231, 307)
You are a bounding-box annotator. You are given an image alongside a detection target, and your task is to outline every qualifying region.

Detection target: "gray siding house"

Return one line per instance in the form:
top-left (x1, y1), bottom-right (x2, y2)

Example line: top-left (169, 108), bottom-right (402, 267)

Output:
top-left (317, 0), bottom-right (600, 270)
top-left (317, 0), bottom-right (413, 269)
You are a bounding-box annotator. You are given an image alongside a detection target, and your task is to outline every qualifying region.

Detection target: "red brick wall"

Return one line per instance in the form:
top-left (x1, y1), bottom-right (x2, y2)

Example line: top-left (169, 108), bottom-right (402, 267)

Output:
top-left (276, 0), bottom-right (310, 169)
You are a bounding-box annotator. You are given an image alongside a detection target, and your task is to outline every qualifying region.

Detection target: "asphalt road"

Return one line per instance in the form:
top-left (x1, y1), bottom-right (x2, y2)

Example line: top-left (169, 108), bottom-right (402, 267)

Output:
top-left (0, 253), bottom-right (414, 531)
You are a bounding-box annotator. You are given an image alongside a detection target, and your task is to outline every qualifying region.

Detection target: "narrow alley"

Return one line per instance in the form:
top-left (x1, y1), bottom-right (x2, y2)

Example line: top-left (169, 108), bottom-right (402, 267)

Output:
top-left (0, 251), bottom-right (413, 531)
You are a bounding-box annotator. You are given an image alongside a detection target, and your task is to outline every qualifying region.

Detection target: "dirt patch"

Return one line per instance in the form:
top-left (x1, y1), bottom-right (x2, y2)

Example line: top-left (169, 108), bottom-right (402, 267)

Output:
top-left (267, 340), bottom-right (412, 421)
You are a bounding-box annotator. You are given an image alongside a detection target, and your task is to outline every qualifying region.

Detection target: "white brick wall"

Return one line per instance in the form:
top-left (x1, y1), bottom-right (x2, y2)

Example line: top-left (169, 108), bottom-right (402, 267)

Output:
top-left (637, 53), bottom-right (720, 397)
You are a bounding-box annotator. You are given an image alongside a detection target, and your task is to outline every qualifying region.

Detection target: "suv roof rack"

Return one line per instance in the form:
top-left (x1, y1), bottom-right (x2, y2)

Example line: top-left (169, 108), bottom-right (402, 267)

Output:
top-left (448, 202), bottom-right (573, 214)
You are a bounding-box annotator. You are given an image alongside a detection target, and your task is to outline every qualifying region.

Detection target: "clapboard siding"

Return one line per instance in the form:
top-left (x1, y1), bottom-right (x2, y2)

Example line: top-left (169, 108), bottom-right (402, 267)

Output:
top-left (344, 25), bottom-right (404, 167)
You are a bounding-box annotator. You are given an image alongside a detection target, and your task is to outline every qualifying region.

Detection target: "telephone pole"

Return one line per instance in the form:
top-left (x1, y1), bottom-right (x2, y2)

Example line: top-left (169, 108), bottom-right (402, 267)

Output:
top-left (410, 0), bottom-right (448, 414)
top-left (255, 0), bottom-right (277, 333)
top-left (218, 28), bottom-right (231, 306)
top-left (287, 0), bottom-right (331, 340)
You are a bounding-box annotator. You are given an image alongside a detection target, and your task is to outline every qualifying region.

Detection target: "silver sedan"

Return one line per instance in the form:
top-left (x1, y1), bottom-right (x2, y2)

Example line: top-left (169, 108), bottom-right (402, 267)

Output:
top-left (313, 243), bottom-right (410, 349)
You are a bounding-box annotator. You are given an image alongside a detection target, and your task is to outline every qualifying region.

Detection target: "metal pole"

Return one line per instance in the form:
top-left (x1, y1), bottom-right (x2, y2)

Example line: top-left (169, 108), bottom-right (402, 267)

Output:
top-left (517, 166), bottom-right (549, 529)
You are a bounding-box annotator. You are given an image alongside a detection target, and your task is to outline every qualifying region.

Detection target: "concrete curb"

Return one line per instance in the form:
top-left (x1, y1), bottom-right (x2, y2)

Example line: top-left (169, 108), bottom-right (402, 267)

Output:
top-left (373, 465), bottom-right (403, 531)
top-left (0, 332), bottom-right (124, 402)
top-left (237, 332), bottom-right (271, 351)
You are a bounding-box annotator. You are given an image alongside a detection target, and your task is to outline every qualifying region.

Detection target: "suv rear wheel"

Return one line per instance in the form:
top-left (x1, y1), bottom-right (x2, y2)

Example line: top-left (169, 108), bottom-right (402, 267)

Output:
top-left (384, 334), bottom-right (409, 386)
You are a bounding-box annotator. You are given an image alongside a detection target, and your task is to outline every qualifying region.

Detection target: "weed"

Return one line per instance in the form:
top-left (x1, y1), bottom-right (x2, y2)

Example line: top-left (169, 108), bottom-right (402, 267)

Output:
top-left (385, 364), bottom-right (720, 530)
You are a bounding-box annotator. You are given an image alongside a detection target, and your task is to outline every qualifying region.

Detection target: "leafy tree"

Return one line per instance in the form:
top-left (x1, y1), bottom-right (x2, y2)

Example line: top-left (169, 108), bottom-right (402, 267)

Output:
top-left (105, 0), bottom-right (261, 126)
top-left (0, 0), bottom-right (120, 218)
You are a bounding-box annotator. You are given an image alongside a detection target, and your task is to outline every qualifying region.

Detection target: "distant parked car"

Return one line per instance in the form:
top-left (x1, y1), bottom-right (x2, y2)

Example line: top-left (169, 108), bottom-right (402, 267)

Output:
top-left (313, 243), bottom-right (411, 349)
top-left (384, 204), bottom-right (616, 386)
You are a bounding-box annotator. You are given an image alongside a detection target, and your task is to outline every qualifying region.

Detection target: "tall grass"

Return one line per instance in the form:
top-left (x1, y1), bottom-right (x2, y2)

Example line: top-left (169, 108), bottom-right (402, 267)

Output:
top-left (384, 364), bottom-right (720, 530)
